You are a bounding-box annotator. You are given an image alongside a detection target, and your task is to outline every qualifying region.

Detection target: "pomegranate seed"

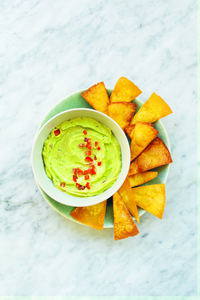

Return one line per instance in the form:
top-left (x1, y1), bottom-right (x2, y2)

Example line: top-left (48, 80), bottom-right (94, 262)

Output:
top-left (97, 147), bottom-right (100, 150)
top-left (85, 150), bottom-right (91, 156)
top-left (83, 130), bottom-right (87, 135)
top-left (54, 129), bottom-right (60, 136)
top-left (86, 143), bottom-right (92, 149)
top-left (94, 156), bottom-right (97, 160)
top-left (87, 138), bottom-right (91, 143)
top-left (78, 185), bottom-right (85, 190)
top-left (78, 143), bottom-right (84, 148)
top-left (85, 157), bottom-right (93, 162)
top-left (76, 183), bottom-right (80, 187)
top-left (60, 182), bottom-right (65, 187)
top-left (84, 170), bottom-right (88, 175)
top-left (85, 175), bottom-right (89, 180)
top-left (97, 162), bottom-right (101, 166)
top-left (95, 141), bottom-right (98, 147)
top-left (86, 182), bottom-right (90, 190)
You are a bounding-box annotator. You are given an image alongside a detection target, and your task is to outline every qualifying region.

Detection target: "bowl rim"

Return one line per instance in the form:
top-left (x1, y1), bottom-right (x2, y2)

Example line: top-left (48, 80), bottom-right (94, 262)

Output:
top-left (31, 107), bottom-right (131, 207)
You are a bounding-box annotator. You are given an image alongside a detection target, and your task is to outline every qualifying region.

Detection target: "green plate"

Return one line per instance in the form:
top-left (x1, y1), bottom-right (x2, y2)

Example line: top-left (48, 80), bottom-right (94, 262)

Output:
top-left (34, 89), bottom-right (171, 228)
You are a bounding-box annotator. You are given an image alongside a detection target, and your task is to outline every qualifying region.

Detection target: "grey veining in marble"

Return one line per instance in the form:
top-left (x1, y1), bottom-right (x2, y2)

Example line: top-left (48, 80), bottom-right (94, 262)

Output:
top-left (0, 0), bottom-right (197, 297)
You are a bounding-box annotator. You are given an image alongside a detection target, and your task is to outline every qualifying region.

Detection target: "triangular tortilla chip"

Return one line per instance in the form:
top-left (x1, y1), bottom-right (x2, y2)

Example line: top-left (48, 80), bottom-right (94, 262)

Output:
top-left (118, 177), bottom-right (139, 223)
top-left (70, 200), bottom-right (107, 230)
top-left (128, 137), bottom-right (173, 176)
top-left (132, 184), bottom-right (166, 219)
top-left (125, 123), bottom-right (154, 140)
top-left (110, 77), bottom-right (142, 103)
top-left (113, 192), bottom-right (139, 240)
top-left (129, 171), bottom-right (158, 187)
top-left (130, 121), bottom-right (159, 161)
top-left (108, 102), bottom-right (137, 130)
top-left (81, 82), bottom-right (109, 114)
top-left (125, 124), bottom-right (136, 139)
top-left (130, 92), bottom-right (172, 125)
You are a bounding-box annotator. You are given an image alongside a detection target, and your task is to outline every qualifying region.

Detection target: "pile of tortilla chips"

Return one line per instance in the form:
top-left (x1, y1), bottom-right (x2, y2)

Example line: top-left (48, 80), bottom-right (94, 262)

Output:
top-left (70, 77), bottom-right (173, 240)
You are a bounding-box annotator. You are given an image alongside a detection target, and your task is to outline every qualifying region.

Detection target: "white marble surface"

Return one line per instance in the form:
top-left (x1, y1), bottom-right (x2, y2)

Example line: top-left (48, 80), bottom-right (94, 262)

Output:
top-left (0, 0), bottom-right (197, 297)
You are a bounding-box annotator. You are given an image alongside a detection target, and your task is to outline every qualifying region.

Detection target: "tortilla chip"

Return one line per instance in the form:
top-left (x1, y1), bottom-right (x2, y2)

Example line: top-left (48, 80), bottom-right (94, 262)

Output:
top-left (70, 200), bottom-right (107, 230)
top-left (125, 123), bottom-right (154, 140)
top-left (128, 137), bottom-right (173, 176)
top-left (130, 92), bottom-right (173, 125)
top-left (125, 124), bottom-right (136, 139)
top-left (110, 77), bottom-right (142, 103)
top-left (129, 171), bottom-right (158, 187)
top-left (130, 121), bottom-right (159, 161)
top-left (132, 184), bottom-right (166, 219)
top-left (81, 82), bottom-right (109, 114)
top-left (113, 192), bottom-right (139, 240)
top-left (118, 177), bottom-right (139, 223)
top-left (108, 102), bottom-right (137, 130)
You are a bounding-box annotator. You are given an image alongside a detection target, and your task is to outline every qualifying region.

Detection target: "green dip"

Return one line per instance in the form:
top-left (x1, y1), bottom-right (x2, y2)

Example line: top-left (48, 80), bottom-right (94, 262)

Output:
top-left (42, 117), bottom-right (122, 197)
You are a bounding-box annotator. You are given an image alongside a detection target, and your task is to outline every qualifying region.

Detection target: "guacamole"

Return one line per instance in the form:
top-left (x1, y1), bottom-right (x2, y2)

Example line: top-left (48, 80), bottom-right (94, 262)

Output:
top-left (42, 117), bottom-right (122, 197)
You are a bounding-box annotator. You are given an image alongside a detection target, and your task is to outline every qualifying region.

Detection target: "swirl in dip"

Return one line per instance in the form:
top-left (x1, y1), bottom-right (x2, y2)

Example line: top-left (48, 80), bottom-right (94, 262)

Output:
top-left (42, 117), bottom-right (122, 197)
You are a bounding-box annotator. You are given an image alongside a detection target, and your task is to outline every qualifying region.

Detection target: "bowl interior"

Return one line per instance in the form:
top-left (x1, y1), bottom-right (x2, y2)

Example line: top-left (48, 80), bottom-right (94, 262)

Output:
top-left (31, 108), bottom-right (130, 207)
top-left (32, 89), bottom-right (170, 228)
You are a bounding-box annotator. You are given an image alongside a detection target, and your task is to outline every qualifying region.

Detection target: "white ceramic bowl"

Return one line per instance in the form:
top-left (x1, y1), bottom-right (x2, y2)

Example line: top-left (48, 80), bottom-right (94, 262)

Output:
top-left (31, 108), bottom-right (130, 207)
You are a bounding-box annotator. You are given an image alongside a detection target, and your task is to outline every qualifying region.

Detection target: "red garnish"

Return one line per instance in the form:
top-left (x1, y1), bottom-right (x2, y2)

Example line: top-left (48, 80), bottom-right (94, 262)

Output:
top-left (84, 170), bottom-right (88, 175)
top-left (85, 175), bottom-right (89, 180)
top-left (78, 143), bottom-right (84, 148)
top-left (87, 138), bottom-right (91, 143)
top-left (85, 150), bottom-right (91, 156)
top-left (86, 182), bottom-right (90, 190)
top-left (72, 168), bottom-right (77, 175)
top-left (87, 168), bottom-right (93, 175)
top-left (94, 156), bottom-right (97, 160)
top-left (76, 183), bottom-right (80, 187)
top-left (83, 130), bottom-right (87, 135)
top-left (86, 143), bottom-right (92, 149)
top-left (97, 162), bottom-right (102, 166)
top-left (77, 168), bottom-right (83, 175)
top-left (92, 165), bottom-right (96, 175)
top-left (73, 175), bottom-right (77, 182)
top-left (97, 147), bottom-right (100, 150)
top-left (85, 157), bottom-right (93, 162)
top-left (54, 129), bottom-right (60, 136)
top-left (95, 141), bottom-right (98, 147)
top-left (60, 182), bottom-right (65, 187)
top-left (78, 185), bottom-right (85, 190)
